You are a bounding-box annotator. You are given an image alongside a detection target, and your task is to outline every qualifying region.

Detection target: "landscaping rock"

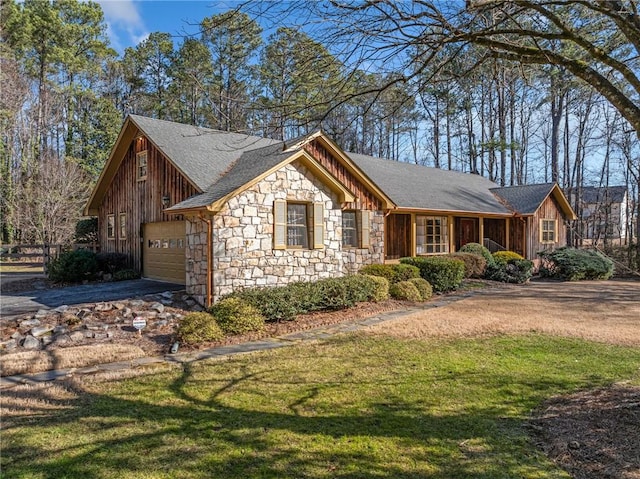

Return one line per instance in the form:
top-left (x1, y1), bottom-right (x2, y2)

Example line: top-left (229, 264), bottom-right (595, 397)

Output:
top-left (122, 307), bottom-right (133, 318)
top-left (53, 325), bottom-right (68, 335)
top-left (129, 300), bottom-right (145, 307)
top-left (22, 335), bottom-right (41, 349)
top-left (54, 305), bottom-right (70, 313)
top-left (31, 326), bottom-right (54, 337)
top-left (69, 331), bottom-right (85, 342)
top-left (160, 299), bottom-right (173, 306)
top-left (93, 332), bottom-right (108, 340)
top-left (1, 339), bottom-right (18, 351)
top-left (52, 334), bottom-right (71, 346)
top-left (157, 312), bottom-right (172, 320)
top-left (154, 320), bottom-right (169, 328)
top-left (77, 309), bottom-right (92, 319)
top-left (84, 331), bottom-right (94, 339)
top-left (41, 336), bottom-right (53, 346)
top-left (94, 303), bottom-right (113, 312)
top-left (20, 318), bottom-right (40, 328)
top-left (160, 291), bottom-right (174, 299)
top-left (10, 331), bottom-right (23, 340)
top-left (150, 302), bottom-right (165, 313)
top-left (114, 302), bottom-right (126, 310)
top-left (34, 309), bottom-right (49, 319)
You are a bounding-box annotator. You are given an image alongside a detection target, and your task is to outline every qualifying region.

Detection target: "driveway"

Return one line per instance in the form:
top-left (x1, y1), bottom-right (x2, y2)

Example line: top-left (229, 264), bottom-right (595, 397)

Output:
top-left (1, 279), bottom-right (184, 318)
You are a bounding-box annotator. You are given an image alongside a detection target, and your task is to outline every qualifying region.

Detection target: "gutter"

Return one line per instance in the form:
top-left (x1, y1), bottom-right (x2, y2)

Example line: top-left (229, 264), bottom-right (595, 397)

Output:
top-left (198, 213), bottom-right (214, 308)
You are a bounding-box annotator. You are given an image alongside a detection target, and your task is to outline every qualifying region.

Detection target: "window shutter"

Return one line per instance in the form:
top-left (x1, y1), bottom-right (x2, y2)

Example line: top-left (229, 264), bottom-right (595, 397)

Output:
top-left (360, 210), bottom-right (370, 248)
top-left (274, 200), bottom-right (286, 249)
top-left (313, 202), bottom-right (325, 249)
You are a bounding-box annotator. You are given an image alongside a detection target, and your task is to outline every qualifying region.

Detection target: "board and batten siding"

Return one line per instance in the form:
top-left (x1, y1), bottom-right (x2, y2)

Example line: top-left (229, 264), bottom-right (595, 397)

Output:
top-left (525, 194), bottom-right (568, 261)
top-left (304, 140), bottom-right (382, 211)
top-left (98, 136), bottom-right (199, 271)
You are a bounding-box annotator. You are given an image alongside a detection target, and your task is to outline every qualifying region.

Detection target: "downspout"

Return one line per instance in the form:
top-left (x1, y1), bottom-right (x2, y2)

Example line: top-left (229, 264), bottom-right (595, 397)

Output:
top-left (199, 213), bottom-right (213, 308)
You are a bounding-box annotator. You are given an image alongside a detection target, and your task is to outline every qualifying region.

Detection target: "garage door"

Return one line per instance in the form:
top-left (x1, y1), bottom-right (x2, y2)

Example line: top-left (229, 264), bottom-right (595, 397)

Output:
top-left (143, 221), bottom-right (186, 284)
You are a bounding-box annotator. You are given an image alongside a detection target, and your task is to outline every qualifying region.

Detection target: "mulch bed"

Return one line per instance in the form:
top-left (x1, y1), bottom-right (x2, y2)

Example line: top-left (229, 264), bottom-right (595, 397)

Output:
top-left (530, 384), bottom-right (640, 479)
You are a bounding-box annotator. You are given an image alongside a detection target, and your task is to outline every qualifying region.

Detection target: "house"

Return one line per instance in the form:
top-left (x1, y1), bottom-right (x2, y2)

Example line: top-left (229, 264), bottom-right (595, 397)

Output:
top-left (566, 186), bottom-right (630, 245)
top-left (85, 115), bottom-right (576, 306)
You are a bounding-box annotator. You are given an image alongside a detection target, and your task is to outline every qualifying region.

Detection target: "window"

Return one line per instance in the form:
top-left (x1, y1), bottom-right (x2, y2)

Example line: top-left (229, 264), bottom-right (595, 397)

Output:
top-left (119, 213), bottom-right (126, 239)
top-left (107, 215), bottom-right (115, 239)
top-left (416, 216), bottom-right (448, 254)
top-left (540, 219), bottom-right (557, 243)
top-left (342, 210), bottom-right (371, 248)
top-left (137, 150), bottom-right (148, 180)
top-left (274, 200), bottom-right (324, 250)
top-left (342, 211), bottom-right (358, 247)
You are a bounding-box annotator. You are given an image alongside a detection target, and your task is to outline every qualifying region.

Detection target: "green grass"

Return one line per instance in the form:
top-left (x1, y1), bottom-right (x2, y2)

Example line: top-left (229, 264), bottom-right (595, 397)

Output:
top-left (3, 334), bottom-right (640, 478)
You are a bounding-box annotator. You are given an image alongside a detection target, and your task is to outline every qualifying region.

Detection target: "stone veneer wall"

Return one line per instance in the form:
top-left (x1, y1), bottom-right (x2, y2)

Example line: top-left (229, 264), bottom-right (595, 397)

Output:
top-left (185, 160), bottom-right (384, 304)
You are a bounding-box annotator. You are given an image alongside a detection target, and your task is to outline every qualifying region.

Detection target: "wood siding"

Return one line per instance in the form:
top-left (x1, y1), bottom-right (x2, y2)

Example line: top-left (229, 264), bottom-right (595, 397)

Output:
top-left (484, 218), bottom-right (507, 249)
top-left (525, 195), bottom-right (568, 260)
top-left (304, 141), bottom-right (382, 210)
top-left (386, 214), bottom-right (412, 260)
top-left (98, 136), bottom-right (199, 271)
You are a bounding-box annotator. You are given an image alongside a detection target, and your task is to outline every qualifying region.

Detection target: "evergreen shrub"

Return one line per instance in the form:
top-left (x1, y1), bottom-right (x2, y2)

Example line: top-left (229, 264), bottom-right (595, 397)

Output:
top-left (359, 263), bottom-right (420, 283)
top-left (493, 250), bottom-right (524, 264)
top-left (210, 298), bottom-right (265, 335)
top-left (539, 247), bottom-right (614, 281)
top-left (47, 249), bottom-right (99, 283)
top-left (400, 256), bottom-right (465, 292)
top-left (408, 277), bottom-right (433, 301)
top-left (444, 252), bottom-right (486, 278)
top-left (389, 281), bottom-right (422, 301)
top-left (177, 312), bottom-right (224, 344)
top-left (459, 242), bottom-right (495, 267)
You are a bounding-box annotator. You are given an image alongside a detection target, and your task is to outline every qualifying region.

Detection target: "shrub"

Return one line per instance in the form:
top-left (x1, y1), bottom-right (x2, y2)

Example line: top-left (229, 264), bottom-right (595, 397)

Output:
top-left (75, 218), bottom-right (98, 243)
top-left (459, 242), bottom-right (495, 267)
top-left (408, 277), bottom-right (433, 301)
top-left (339, 275), bottom-right (381, 304)
top-left (486, 259), bottom-right (534, 284)
top-left (363, 274), bottom-right (390, 302)
top-left (47, 249), bottom-right (99, 283)
top-left (539, 247), bottom-right (614, 281)
top-left (493, 250), bottom-right (524, 265)
top-left (359, 263), bottom-right (420, 283)
top-left (444, 252), bottom-right (486, 278)
top-left (400, 256), bottom-right (465, 292)
top-left (96, 252), bottom-right (130, 274)
top-left (389, 281), bottom-right (422, 301)
top-left (177, 312), bottom-right (224, 344)
top-left (210, 297), bottom-right (265, 335)
top-left (113, 269), bottom-right (140, 281)
top-left (228, 286), bottom-right (300, 322)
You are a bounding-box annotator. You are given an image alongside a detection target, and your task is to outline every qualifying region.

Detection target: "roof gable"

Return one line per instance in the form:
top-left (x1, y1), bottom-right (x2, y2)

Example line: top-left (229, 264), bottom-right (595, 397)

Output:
top-left (492, 183), bottom-right (576, 219)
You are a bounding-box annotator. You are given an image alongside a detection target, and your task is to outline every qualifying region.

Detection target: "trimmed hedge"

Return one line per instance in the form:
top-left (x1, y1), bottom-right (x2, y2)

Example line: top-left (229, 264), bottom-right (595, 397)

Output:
top-left (363, 275), bottom-right (390, 302)
top-left (400, 256), bottom-right (465, 292)
top-left (47, 249), bottom-right (99, 283)
top-left (493, 250), bottom-right (524, 265)
top-left (486, 259), bottom-right (534, 284)
top-left (539, 247), bottom-right (614, 281)
top-left (210, 297), bottom-right (265, 335)
top-left (177, 312), bottom-right (224, 344)
top-left (459, 242), bottom-right (495, 267)
top-left (444, 252), bottom-right (486, 278)
top-left (359, 263), bottom-right (420, 283)
top-left (227, 275), bottom-right (384, 322)
top-left (408, 277), bottom-right (433, 301)
top-left (389, 281), bottom-right (422, 301)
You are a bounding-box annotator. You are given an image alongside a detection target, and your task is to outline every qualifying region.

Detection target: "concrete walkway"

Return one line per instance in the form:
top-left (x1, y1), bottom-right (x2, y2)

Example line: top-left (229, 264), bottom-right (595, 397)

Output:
top-left (1, 279), bottom-right (183, 318)
top-left (0, 293), bottom-right (475, 390)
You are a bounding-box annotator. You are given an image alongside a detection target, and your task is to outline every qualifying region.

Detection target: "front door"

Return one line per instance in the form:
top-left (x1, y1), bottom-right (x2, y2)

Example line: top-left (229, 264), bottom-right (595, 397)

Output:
top-left (386, 214), bottom-right (412, 260)
top-left (457, 218), bottom-right (478, 250)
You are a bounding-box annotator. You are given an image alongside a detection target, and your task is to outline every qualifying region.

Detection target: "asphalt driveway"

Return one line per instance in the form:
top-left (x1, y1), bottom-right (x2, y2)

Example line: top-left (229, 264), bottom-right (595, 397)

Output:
top-left (1, 279), bottom-right (183, 318)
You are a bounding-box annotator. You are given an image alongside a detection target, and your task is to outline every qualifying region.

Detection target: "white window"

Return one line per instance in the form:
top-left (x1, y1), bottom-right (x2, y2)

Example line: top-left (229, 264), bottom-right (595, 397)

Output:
top-left (137, 151), bottom-right (148, 180)
top-left (119, 213), bottom-right (126, 239)
top-left (342, 210), bottom-right (371, 248)
top-left (540, 219), bottom-right (557, 243)
top-left (274, 200), bottom-right (324, 250)
top-left (416, 216), bottom-right (448, 254)
top-left (107, 215), bottom-right (115, 239)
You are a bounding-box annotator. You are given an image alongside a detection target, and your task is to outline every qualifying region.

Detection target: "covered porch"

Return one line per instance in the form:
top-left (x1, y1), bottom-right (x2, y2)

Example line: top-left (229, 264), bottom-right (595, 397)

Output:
top-left (384, 212), bottom-right (522, 261)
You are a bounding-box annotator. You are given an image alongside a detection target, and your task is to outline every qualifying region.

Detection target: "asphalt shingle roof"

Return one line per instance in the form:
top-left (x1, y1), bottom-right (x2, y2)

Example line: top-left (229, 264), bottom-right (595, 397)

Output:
top-left (348, 153), bottom-right (512, 215)
top-left (489, 183), bottom-right (556, 215)
top-left (129, 115), bottom-right (280, 191)
top-left (580, 186), bottom-right (627, 204)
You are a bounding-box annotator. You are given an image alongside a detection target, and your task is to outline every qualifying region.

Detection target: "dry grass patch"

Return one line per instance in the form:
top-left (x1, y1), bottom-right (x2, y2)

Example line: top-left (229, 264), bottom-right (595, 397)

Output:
top-left (369, 280), bottom-right (640, 346)
top-left (0, 344), bottom-right (146, 376)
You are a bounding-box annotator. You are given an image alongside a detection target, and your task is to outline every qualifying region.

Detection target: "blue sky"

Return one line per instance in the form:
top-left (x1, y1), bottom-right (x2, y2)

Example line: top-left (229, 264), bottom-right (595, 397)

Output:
top-left (98, 0), bottom-right (235, 53)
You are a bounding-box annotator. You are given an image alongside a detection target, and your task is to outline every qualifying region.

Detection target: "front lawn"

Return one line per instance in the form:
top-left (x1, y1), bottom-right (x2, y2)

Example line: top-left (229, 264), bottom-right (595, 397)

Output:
top-left (3, 334), bottom-right (640, 478)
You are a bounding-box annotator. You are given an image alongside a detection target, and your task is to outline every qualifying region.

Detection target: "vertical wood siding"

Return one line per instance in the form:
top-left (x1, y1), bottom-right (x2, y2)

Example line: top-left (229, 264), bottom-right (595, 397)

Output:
top-left (98, 136), bottom-right (199, 271)
top-left (304, 141), bottom-right (382, 210)
top-left (526, 195), bottom-right (568, 260)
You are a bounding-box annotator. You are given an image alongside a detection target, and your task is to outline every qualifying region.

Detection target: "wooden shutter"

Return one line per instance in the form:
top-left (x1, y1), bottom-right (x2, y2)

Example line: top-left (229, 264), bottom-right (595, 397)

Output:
top-left (313, 202), bottom-right (325, 249)
top-left (359, 210), bottom-right (371, 248)
top-left (274, 200), bottom-right (286, 249)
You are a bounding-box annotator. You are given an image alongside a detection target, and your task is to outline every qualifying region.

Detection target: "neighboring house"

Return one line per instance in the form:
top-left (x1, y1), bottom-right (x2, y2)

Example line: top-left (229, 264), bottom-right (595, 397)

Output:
top-left (86, 115), bottom-right (576, 306)
top-left (566, 186), bottom-right (630, 244)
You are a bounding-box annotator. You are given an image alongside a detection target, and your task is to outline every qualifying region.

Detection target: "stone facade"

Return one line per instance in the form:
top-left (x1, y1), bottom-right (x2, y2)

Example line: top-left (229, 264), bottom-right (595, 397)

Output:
top-left (185, 160), bottom-right (384, 304)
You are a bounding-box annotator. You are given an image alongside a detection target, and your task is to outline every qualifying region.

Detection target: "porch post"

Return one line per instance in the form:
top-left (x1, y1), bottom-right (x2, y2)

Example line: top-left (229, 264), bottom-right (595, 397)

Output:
top-left (478, 217), bottom-right (484, 246)
top-left (411, 213), bottom-right (417, 257)
top-left (505, 217), bottom-right (510, 250)
top-left (448, 215), bottom-right (455, 252)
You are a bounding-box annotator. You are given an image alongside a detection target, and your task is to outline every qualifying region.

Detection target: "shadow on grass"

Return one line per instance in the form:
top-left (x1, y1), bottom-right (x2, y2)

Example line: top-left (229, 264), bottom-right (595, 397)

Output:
top-left (1, 362), bottom-right (569, 479)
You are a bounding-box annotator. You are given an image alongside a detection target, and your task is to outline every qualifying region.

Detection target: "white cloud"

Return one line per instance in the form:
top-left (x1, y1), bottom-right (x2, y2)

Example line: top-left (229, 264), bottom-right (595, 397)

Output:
top-left (98, 0), bottom-right (149, 51)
